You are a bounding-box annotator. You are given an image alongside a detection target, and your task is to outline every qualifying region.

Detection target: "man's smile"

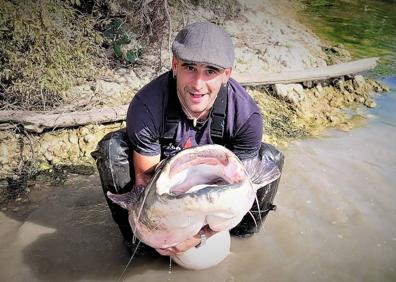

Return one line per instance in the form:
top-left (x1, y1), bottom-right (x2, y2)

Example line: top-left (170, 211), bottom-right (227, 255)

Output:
top-left (189, 92), bottom-right (207, 103)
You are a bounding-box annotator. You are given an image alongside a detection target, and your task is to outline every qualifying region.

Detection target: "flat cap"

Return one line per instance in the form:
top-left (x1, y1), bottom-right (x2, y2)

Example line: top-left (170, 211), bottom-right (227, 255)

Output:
top-left (172, 22), bottom-right (235, 69)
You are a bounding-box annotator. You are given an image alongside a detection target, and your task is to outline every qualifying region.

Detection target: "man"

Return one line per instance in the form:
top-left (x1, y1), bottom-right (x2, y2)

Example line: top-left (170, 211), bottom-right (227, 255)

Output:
top-left (93, 22), bottom-right (283, 256)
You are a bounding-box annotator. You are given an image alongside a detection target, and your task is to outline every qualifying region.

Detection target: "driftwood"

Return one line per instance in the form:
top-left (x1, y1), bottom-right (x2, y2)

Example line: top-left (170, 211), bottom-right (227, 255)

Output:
top-left (232, 57), bottom-right (378, 86)
top-left (0, 57), bottom-right (378, 133)
top-left (0, 105), bottom-right (128, 133)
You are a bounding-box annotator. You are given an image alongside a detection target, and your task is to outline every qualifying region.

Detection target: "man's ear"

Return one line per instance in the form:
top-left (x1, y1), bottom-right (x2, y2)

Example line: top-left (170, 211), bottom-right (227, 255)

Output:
top-left (222, 68), bottom-right (232, 84)
top-left (172, 56), bottom-right (178, 76)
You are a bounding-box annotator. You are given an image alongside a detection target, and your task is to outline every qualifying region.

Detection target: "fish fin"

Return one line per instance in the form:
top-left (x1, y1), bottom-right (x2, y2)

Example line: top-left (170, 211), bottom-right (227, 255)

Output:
top-left (242, 158), bottom-right (281, 189)
top-left (107, 191), bottom-right (137, 210)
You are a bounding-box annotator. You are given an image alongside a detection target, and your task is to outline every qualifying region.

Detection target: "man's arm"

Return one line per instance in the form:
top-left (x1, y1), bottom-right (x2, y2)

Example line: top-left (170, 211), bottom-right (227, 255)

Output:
top-left (232, 113), bottom-right (263, 160)
top-left (133, 151), bottom-right (160, 187)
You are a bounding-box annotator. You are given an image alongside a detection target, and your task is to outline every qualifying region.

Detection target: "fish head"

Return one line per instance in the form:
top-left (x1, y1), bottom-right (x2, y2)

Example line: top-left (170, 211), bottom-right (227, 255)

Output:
top-left (155, 144), bottom-right (248, 196)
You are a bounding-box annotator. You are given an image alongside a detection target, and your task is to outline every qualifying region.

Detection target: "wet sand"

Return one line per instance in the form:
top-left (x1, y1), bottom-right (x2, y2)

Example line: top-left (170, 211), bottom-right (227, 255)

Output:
top-left (0, 80), bottom-right (395, 281)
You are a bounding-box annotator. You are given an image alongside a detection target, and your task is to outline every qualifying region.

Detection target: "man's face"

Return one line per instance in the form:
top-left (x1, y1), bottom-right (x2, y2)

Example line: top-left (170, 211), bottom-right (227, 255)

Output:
top-left (172, 57), bottom-right (232, 118)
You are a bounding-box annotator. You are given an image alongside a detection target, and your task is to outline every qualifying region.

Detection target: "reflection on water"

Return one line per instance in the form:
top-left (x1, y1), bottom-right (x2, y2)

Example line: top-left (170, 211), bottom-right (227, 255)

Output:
top-left (255, 78), bottom-right (396, 281)
top-left (299, 0), bottom-right (396, 75)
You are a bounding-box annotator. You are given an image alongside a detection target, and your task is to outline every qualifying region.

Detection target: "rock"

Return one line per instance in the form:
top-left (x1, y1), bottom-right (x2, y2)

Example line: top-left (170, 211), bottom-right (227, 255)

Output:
top-left (344, 81), bottom-right (355, 92)
top-left (364, 99), bottom-right (376, 108)
top-left (353, 75), bottom-right (366, 89)
top-left (302, 81), bottom-right (313, 88)
top-left (115, 68), bottom-right (127, 75)
top-left (121, 69), bottom-right (140, 90)
top-left (83, 134), bottom-right (96, 144)
top-left (95, 80), bottom-right (125, 98)
top-left (44, 152), bottom-right (54, 162)
top-left (68, 132), bottom-right (79, 144)
top-left (274, 83), bottom-right (305, 104)
top-left (79, 127), bottom-right (90, 137)
top-left (66, 145), bottom-right (81, 163)
top-left (343, 91), bottom-right (354, 103)
top-left (329, 96), bottom-right (343, 107)
top-left (327, 114), bottom-right (337, 123)
top-left (354, 96), bottom-right (365, 103)
top-left (316, 83), bottom-right (323, 94)
top-left (334, 79), bottom-right (345, 90)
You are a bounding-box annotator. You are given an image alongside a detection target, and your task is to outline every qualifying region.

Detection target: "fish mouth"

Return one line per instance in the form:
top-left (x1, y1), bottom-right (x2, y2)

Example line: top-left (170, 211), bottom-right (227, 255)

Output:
top-left (156, 145), bottom-right (246, 196)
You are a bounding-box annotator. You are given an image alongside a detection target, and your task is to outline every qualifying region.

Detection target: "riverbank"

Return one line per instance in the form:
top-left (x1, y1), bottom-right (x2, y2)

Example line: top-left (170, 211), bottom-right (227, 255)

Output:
top-left (0, 0), bottom-right (389, 184)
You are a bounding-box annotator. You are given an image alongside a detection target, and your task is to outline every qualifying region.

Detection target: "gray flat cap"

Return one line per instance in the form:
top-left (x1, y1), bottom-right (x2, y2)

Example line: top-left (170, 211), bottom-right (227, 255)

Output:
top-left (172, 22), bottom-right (235, 69)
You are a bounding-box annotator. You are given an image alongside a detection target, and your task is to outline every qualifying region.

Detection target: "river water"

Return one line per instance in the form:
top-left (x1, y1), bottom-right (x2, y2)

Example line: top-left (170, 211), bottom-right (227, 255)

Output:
top-left (298, 0), bottom-right (396, 76)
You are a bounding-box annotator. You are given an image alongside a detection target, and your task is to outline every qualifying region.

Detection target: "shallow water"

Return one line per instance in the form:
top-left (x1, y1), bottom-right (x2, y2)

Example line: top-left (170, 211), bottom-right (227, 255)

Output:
top-left (299, 0), bottom-right (396, 75)
top-left (0, 79), bottom-right (395, 281)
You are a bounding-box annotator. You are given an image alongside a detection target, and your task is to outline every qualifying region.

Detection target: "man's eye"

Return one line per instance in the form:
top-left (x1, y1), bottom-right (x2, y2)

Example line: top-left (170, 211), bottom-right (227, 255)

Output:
top-left (207, 69), bottom-right (217, 75)
top-left (185, 65), bottom-right (195, 71)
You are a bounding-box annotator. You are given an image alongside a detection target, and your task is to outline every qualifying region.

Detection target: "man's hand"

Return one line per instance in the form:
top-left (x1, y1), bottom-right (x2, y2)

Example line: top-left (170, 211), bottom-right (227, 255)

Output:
top-left (155, 226), bottom-right (217, 256)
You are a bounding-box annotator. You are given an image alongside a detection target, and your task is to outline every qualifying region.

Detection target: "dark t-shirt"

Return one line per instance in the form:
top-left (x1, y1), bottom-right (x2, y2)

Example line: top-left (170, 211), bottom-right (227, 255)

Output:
top-left (126, 71), bottom-right (263, 160)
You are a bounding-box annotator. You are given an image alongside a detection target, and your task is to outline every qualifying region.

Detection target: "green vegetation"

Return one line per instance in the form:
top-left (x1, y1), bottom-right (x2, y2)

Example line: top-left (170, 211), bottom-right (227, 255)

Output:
top-left (103, 18), bottom-right (141, 64)
top-left (0, 0), bottom-right (105, 110)
top-left (298, 0), bottom-right (396, 76)
top-left (0, 0), bottom-right (241, 111)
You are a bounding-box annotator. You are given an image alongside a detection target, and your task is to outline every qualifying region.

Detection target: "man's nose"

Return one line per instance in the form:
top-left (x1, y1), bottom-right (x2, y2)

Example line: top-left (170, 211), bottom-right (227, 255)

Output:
top-left (191, 72), bottom-right (205, 91)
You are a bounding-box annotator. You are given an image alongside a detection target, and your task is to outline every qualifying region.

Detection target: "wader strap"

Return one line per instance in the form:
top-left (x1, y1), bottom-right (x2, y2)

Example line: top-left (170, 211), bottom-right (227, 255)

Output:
top-left (210, 84), bottom-right (228, 145)
top-left (161, 73), bottom-right (181, 141)
top-left (162, 73), bottom-right (228, 144)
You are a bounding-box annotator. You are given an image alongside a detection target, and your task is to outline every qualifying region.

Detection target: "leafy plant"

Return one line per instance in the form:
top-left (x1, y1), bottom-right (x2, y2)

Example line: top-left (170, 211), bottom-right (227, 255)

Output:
top-left (103, 18), bottom-right (141, 64)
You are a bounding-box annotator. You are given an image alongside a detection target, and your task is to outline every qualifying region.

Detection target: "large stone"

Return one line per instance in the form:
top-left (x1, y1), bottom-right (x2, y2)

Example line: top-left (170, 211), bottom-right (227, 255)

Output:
top-left (353, 75), bottom-right (366, 89)
top-left (68, 132), bottom-right (79, 144)
top-left (364, 98), bottom-right (376, 108)
top-left (274, 83), bottom-right (305, 104)
top-left (83, 134), bottom-right (97, 144)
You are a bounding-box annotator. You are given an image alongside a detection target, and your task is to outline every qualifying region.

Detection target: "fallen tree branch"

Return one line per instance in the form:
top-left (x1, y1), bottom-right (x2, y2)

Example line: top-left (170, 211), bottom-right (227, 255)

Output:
top-left (232, 57), bottom-right (378, 86)
top-left (0, 58), bottom-right (378, 133)
top-left (0, 105), bottom-right (129, 133)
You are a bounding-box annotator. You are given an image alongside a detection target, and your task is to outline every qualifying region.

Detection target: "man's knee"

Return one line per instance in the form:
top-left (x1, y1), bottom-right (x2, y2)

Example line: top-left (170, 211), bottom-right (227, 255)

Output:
top-left (259, 142), bottom-right (284, 171)
top-left (91, 129), bottom-right (135, 241)
top-left (91, 128), bottom-right (134, 194)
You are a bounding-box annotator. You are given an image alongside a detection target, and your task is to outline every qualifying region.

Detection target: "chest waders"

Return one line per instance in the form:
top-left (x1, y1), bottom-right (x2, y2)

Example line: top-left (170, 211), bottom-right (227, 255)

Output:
top-left (91, 79), bottom-right (284, 250)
